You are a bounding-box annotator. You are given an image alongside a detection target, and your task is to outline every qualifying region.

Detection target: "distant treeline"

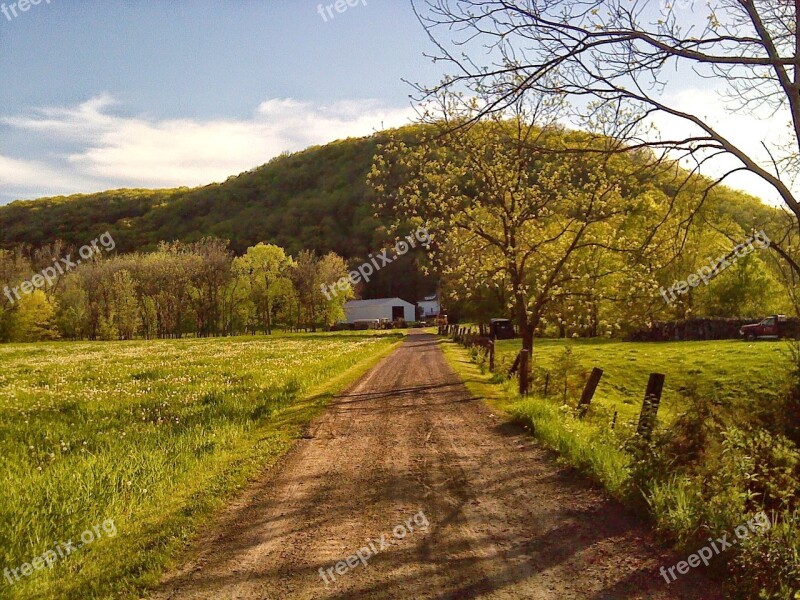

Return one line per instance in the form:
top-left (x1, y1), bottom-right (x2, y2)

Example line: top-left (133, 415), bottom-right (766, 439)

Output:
top-left (0, 238), bottom-right (355, 342)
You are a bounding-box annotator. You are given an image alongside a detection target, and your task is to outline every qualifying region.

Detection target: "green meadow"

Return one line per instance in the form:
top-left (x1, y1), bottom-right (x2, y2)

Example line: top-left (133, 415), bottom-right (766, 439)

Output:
top-left (492, 338), bottom-right (790, 426)
top-left (0, 331), bottom-right (402, 600)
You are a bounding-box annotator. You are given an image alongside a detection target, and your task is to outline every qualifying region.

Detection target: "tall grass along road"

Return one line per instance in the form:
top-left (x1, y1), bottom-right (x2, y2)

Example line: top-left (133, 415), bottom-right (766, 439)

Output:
top-left (152, 332), bottom-right (720, 599)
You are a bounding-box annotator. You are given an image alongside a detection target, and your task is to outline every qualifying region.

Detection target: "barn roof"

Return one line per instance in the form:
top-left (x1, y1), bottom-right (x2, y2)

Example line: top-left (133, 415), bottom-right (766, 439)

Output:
top-left (344, 298), bottom-right (414, 308)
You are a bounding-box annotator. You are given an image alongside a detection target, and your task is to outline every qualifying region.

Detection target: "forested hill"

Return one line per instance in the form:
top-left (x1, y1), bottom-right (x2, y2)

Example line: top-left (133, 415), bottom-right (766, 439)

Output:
top-left (0, 125), bottom-right (777, 262)
top-left (0, 133), bottom-right (395, 258)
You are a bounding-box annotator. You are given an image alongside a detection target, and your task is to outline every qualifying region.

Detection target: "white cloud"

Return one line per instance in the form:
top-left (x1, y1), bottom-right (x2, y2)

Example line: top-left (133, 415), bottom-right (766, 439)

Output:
top-left (1, 95), bottom-right (120, 148)
top-left (0, 96), bottom-right (416, 200)
top-left (0, 154), bottom-right (105, 199)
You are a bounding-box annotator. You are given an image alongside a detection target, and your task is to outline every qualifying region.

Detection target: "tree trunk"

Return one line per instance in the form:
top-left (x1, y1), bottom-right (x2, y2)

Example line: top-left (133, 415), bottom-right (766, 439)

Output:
top-left (514, 293), bottom-right (533, 353)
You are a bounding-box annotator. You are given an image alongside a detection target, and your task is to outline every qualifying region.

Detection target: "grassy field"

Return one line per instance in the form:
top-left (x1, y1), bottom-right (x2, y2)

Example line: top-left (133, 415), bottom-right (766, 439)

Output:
top-left (0, 331), bottom-right (403, 600)
top-left (492, 338), bottom-right (791, 425)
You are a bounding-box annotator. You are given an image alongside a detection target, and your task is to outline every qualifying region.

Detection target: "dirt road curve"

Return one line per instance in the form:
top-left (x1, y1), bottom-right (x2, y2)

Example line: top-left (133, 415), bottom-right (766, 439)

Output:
top-left (153, 332), bottom-right (721, 600)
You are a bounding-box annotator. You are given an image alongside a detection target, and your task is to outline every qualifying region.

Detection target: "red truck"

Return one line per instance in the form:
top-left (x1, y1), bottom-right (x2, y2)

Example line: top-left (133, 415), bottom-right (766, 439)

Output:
top-left (739, 315), bottom-right (789, 341)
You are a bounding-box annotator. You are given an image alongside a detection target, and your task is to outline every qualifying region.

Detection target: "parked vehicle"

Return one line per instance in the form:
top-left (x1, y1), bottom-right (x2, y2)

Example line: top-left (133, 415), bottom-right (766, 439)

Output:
top-left (739, 315), bottom-right (789, 341)
top-left (489, 318), bottom-right (517, 340)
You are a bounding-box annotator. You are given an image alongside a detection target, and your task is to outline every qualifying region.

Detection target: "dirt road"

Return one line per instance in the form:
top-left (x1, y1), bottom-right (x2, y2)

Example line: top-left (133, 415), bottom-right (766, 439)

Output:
top-left (153, 333), bottom-right (721, 599)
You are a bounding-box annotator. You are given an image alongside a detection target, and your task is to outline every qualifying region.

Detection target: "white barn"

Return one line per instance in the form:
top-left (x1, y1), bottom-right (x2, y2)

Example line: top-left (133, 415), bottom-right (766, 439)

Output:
top-left (344, 298), bottom-right (416, 323)
top-left (417, 294), bottom-right (440, 318)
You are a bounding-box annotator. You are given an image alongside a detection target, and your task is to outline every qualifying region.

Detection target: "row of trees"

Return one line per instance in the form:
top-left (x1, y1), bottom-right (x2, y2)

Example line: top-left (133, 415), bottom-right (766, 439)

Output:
top-left (0, 238), bottom-right (352, 342)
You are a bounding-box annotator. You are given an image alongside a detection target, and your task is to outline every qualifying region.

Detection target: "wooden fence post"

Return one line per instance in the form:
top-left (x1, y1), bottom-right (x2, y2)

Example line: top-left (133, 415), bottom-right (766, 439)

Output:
top-left (489, 341), bottom-right (495, 372)
top-left (519, 350), bottom-right (530, 395)
top-left (637, 373), bottom-right (665, 439)
top-left (508, 351), bottom-right (522, 377)
top-left (578, 367), bottom-right (603, 417)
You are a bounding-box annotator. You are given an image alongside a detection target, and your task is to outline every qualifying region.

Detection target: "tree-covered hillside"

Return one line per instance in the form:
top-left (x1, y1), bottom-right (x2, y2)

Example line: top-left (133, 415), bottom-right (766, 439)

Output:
top-left (1, 126), bottom-right (778, 252)
top-left (0, 137), bottom-right (389, 256)
top-left (0, 124), bottom-right (785, 314)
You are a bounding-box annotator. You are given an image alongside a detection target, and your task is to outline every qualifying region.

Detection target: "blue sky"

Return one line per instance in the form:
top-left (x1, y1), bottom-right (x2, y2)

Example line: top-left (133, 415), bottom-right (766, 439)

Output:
top-left (0, 1), bottom-right (441, 203)
top-left (0, 0), bottom-right (788, 205)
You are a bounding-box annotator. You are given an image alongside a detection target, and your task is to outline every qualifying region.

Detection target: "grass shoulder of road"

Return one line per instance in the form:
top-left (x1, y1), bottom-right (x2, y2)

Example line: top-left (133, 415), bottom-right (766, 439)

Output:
top-left (0, 331), bottom-right (404, 600)
top-left (439, 339), bottom-right (630, 497)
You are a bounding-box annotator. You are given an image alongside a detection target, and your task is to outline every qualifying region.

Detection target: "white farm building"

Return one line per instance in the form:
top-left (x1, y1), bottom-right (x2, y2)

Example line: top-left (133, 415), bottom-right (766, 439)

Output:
top-left (344, 298), bottom-right (416, 324)
top-left (417, 294), bottom-right (440, 318)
